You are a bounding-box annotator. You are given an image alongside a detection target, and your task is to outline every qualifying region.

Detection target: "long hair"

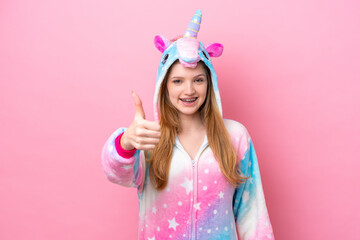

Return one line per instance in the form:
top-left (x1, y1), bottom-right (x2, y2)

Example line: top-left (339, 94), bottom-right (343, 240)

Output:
top-left (146, 60), bottom-right (249, 190)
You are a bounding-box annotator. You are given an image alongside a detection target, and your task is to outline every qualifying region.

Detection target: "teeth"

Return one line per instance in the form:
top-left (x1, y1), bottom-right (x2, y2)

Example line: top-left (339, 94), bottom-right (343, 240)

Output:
top-left (181, 98), bottom-right (197, 102)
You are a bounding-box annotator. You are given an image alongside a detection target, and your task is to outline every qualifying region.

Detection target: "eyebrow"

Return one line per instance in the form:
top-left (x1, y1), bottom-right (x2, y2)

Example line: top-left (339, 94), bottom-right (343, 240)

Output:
top-left (170, 73), bottom-right (206, 80)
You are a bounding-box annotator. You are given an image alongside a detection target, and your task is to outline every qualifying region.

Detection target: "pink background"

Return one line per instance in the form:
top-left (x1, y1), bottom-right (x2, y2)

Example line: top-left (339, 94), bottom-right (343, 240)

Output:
top-left (1, 0), bottom-right (359, 239)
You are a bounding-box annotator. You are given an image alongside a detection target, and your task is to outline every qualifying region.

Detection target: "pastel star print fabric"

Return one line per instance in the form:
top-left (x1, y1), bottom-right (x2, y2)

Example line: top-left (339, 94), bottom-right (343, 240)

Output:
top-left (102, 120), bottom-right (274, 239)
top-left (101, 9), bottom-right (274, 240)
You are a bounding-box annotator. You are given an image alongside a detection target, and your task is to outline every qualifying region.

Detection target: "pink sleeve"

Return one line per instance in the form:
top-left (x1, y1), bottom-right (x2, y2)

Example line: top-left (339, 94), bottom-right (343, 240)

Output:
top-left (115, 132), bottom-right (137, 158)
top-left (101, 127), bottom-right (144, 189)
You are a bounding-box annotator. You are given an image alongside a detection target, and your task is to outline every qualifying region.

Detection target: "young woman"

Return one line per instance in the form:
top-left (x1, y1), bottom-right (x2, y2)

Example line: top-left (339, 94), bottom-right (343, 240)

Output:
top-left (101, 10), bottom-right (274, 240)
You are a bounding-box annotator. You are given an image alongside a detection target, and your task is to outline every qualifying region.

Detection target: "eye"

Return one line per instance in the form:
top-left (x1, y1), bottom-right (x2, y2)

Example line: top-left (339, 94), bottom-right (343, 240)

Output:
top-left (195, 78), bottom-right (205, 83)
top-left (202, 51), bottom-right (209, 60)
top-left (172, 79), bottom-right (181, 84)
top-left (162, 54), bottom-right (169, 64)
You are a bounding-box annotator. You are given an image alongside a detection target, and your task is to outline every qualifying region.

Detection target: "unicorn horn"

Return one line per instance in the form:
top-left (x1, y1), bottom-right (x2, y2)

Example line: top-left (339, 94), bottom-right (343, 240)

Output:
top-left (184, 10), bottom-right (202, 39)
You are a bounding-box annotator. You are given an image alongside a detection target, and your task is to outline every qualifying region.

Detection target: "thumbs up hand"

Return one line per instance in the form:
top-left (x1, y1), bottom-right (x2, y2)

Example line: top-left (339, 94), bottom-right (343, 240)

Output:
top-left (121, 91), bottom-right (161, 150)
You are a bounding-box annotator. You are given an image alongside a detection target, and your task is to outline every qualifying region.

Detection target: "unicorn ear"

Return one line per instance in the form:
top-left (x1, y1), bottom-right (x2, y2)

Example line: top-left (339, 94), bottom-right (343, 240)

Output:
top-left (154, 35), bottom-right (171, 53)
top-left (205, 43), bottom-right (223, 57)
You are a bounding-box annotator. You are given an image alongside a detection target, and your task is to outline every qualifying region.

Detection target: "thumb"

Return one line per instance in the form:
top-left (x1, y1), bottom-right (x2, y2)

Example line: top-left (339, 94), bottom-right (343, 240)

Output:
top-left (132, 91), bottom-right (146, 119)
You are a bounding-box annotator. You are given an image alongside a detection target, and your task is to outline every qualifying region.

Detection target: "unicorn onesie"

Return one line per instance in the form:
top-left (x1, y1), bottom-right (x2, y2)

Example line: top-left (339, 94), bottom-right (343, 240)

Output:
top-left (101, 10), bottom-right (275, 240)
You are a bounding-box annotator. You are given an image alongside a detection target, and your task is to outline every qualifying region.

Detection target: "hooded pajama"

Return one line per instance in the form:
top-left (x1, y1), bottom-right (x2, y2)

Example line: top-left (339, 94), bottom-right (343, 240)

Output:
top-left (101, 10), bottom-right (274, 240)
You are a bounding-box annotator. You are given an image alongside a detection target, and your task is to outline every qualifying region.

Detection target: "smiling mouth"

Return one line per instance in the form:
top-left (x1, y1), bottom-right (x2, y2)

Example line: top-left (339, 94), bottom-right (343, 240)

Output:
top-left (180, 97), bottom-right (198, 103)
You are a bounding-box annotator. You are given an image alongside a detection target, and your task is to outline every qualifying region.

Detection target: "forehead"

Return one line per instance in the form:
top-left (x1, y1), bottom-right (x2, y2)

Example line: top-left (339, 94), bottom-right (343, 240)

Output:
top-left (168, 61), bottom-right (206, 78)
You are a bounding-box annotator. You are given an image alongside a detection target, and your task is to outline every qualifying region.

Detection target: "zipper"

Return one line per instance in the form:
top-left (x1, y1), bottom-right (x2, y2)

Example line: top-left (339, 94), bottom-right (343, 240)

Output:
top-left (191, 159), bottom-right (196, 240)
top-left (190, 146), bottom-right (208, 240)
top-left (174, 137), bottom-right (208, 240)
top-left (192, 159), bottom-right (196, 168)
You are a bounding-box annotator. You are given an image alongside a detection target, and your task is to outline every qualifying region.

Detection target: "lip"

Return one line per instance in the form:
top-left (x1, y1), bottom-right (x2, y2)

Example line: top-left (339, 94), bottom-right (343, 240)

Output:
top-left (179, 97), bottom-right (198, 106)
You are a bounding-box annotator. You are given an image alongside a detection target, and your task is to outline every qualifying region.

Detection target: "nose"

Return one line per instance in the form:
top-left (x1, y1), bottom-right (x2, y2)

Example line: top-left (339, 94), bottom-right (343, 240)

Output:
top-left (184, 81), bottom-right (196, 95)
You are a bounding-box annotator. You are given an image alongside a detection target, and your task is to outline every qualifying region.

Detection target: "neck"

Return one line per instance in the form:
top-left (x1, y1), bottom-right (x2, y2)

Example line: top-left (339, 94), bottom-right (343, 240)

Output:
top-left (178, 112), bottom-right (205, 133)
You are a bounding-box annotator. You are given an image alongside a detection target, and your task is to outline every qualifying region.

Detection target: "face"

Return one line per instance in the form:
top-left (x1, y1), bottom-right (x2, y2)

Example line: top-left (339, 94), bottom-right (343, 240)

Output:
top-left (166, 61), bottom-right (208, 119)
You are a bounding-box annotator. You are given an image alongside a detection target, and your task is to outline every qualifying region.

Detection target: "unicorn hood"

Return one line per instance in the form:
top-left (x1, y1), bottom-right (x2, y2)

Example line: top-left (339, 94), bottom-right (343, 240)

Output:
top-left (153, 10), bottom-right (224, 122)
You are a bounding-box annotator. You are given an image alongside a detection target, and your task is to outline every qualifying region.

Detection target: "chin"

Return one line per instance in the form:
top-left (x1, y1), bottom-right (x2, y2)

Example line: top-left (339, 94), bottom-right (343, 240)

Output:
top-left (177, 107), bottom-right (201, 117)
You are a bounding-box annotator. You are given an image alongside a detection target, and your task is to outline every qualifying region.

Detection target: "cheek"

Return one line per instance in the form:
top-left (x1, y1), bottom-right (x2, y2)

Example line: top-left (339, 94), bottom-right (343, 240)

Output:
top-left (167, 85), bottom-right (175, 98)
top-left (167, 87), bottom-right (180, 102)
top-left (199, 85), bottom-right (208, 98)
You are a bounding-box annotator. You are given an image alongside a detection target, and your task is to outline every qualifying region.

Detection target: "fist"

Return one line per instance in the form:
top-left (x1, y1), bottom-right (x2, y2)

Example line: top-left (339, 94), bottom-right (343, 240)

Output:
top-left (121, 91), bottom-right (161, 150)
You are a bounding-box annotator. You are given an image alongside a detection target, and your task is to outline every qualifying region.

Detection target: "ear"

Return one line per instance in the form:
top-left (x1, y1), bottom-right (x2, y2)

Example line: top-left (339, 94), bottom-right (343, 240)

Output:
top-left (154, 35), bottom-right (171, 53)
top-left (205, 43), bottom-right (223, 57)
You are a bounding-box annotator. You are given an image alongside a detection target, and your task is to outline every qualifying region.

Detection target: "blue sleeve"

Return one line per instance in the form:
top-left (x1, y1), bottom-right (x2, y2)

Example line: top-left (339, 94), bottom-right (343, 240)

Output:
top-left (233, 136), bottom-right (275, 239)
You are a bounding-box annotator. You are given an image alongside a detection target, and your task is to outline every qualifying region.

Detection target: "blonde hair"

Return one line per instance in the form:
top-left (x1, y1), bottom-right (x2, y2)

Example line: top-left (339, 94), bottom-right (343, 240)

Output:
top-left (146, 60), bottom-right (249, 190)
